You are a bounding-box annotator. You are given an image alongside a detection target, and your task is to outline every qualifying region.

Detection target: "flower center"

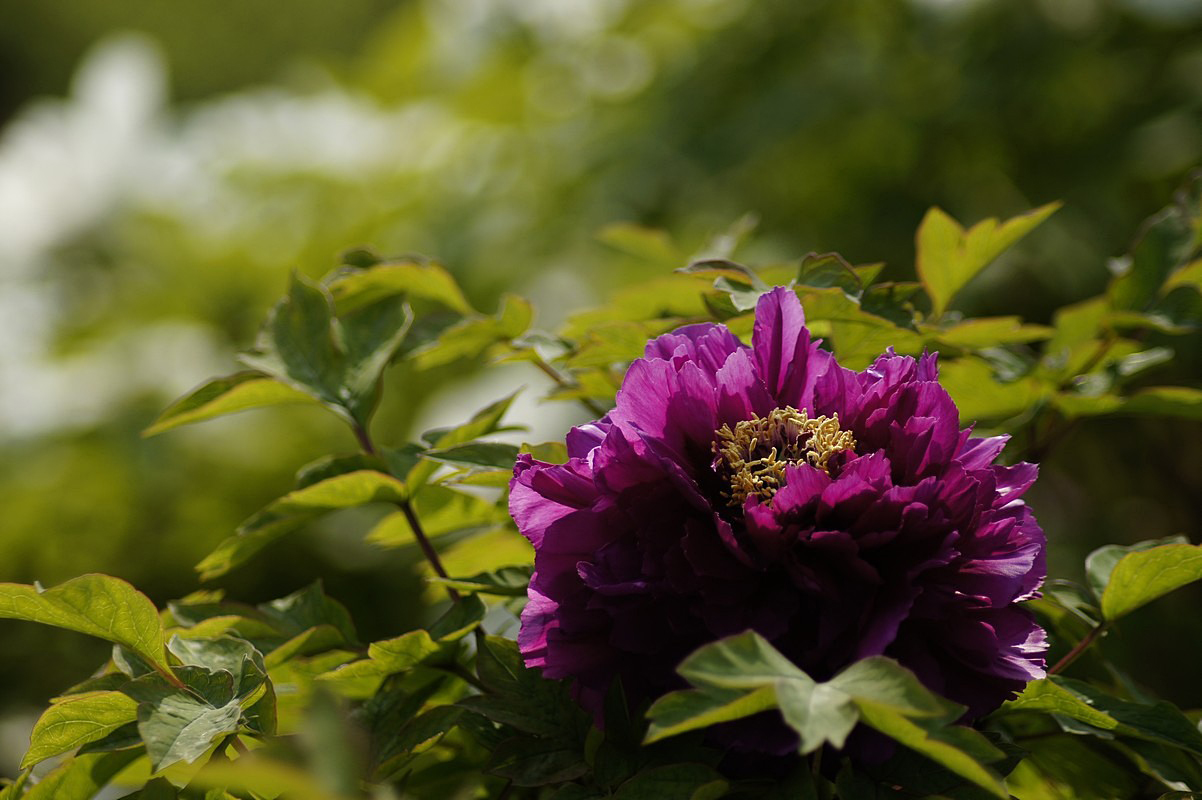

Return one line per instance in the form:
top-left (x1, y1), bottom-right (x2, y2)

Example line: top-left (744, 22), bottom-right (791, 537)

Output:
top-left (712, 407), bottom-right (856, 506)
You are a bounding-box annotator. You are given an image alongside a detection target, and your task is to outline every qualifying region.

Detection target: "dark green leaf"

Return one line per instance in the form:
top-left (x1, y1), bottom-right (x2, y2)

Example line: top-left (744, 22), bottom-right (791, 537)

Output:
top-left (1056, 679), bottom-right (1202, 756)
top-left (337, 294), bottom-right (413, 421)
top-left (240, 272), bottom-right (346, 412)
top-left (137, 691), bottom-right (242, 772)
top-left (423, 441), bottom-right (521, 469)
top-left (374, 705), bottom-right (465, 779)
top-left (612, 764), bottom-right (729, 800)
top-left (797, 252), bottom-right (863, 295)
top-left (428, 594), bottom-right (487, 640)
top-left (258, 581), bottom-right (358, 645)
top-left (488, 735), bottom-right (590, 786)
top-left (405, 392), bottom-right (520, 490)
top-left (1110, 183), bottom-right (1202, 311)
top-left (429, 566), bottom-right (532, 596)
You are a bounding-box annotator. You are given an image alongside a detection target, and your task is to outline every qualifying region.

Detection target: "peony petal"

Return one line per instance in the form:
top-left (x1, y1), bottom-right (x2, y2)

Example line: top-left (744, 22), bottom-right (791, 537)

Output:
top-left (752, 286), bottom-right (827, 409)
top-left (644, 322), bottom-right (746, 374)
top-left (510, 454), bottom-right (600, 548)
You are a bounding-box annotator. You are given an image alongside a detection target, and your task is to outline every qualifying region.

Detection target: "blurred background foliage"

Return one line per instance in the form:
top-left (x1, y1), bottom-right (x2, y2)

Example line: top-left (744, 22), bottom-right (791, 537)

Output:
top-left (2, 0), bottom-right (1202, 772)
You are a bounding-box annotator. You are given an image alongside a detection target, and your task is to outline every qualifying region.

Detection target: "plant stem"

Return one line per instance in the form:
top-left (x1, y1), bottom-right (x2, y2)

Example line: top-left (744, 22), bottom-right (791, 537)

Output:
top-left (400, 499), bottom-right (460, 601)
top-left (531, 353), bottom-right (608, 418)
top-left (1048, 623), bottom-right (1106, 675)
top-left (230, 735), bottom-right (250, 755)
top-left (352, 420), bottom-right (377, 456)
top-left (440, 661), bottom-right (485, 691)
top-left (352, 419), bottom-right (459, 601)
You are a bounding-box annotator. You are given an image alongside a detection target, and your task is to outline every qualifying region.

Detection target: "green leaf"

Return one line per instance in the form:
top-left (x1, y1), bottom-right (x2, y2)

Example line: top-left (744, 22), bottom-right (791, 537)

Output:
top-left (0, 574), bottom-right (170, 678)
top-left (374, 705), bottom-right (465, 780)
top-left (462, 636), bottom-right (586, 737)
top-left (316, 629), bottom-right (442, 695)
top-left (143, 372), bottom-right (317, 436)
top-left (429, 566), bottom-right (532, 596)
top-left (1056, 678), bottom-right (1202, 756)
top-left (612, 764), bottom-right (729, 800)
top-left (775, 678), bottom-right (860, 754)
top-left (675, 630), bottom-right (809, 689)
top-left (938, 357), bottom-right (1046, 422)
top-left (1001, 678), bottom-right (1119, 731)
top-left (22, 691), bottom-right (139, 768)
top-left (196, 469), bottom-right (407, 579)
top-left (854, 700), bottom-right (1007, 799)
top-left (238, 273), bottom-right (412, 427)
top-left (316, 597), bottom-right (481, 694)
top-left (647, 634), bottom-right (1003, 796)
top-left (365, 485), bottom-right (500, 547)
top-left (489, 735), bottom-right (590, 786)
top-left (193, 758), bottom-right (352, 800)
top-left (796, 252), bottom-right (863, 295)
top-left (1122, 387), bottom-right (1202, 420)
top-left (327, 259), bottom-right (474, 315)
top-left (410, 293), bottom-right (532, 370)
top-left (166, 635), bottom-right (266, 698)
top-left (829, 657), bottom-right (963, 723)
top-left (933, 317), bottom-right (1054, 349)
top-left (1084, 536), bottom-right (1187, 602)
top-left (336, 294), bottom-right (413, 421)
top-left (423, 441), bottom-right (521, 469)
top-left (240, 272), bottom-right (346, 412)
top-left (428, 593), bottom-right (487, 640)
top-left (598, 223), bottom-right (687, 268)
top-left (916, 202), bottom-right (1060, 317)
top-left (404, 391), bottom-right (520, 491)
top-left (1099, 542), bottom-right (1202, 621)
top-left (137, 692), bottom-right (242, 772)
top-left (645, 685), bottom-right (779, 743)
top-left (22, 750), bottom-right (141, 800)
top-left (259, 581), bottom-right (359, 645)
top-left (1109, 184), bottom-right (1202, 311)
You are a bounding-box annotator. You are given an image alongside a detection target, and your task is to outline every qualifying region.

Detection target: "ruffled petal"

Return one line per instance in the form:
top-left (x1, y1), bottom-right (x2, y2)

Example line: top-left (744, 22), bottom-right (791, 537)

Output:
top-left (644, 322), bottom-right (747, 374)
top-left (752, 287), bottom-right (829, 410)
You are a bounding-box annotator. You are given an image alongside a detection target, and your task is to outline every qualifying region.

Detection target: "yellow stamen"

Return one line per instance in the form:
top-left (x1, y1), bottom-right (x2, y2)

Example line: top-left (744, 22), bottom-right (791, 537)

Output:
top-left (713, 407), bottom-right (855, 506)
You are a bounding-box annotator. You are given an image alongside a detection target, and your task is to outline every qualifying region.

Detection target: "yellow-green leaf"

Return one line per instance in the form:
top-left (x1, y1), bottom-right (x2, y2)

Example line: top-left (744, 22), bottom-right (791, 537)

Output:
top-left (22, 691), bottom-right (139, 768)
top-left (197, 470), bottom-right (408, 580)
top-left (917, 202), bottom-right (1060, 317)
top-left (144, 373), bottom-right (316, 437)
top-left (1002, 678), bottom-right (1119, 731)
top-left (0, 575), bottom-right (170, 678)
top-left (1100, 542), bottom-right (1202, 621)
top-left (328, 260), bottom-right (473, 315)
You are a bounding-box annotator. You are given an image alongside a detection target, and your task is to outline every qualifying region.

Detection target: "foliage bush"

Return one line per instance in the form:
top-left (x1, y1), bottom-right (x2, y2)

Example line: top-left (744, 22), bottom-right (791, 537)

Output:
top-left (3, 182), bottom-right (1202, 798)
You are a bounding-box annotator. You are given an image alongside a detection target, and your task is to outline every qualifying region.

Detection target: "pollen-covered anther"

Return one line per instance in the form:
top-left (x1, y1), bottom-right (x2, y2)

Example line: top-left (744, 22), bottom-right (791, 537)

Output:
top-left (713, 406), bottom-right (856, 506)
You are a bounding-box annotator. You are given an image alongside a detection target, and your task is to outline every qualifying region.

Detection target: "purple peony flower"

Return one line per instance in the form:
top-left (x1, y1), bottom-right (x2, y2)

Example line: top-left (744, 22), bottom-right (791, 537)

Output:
top-left (510, 287), bottom-right (1046, 748)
